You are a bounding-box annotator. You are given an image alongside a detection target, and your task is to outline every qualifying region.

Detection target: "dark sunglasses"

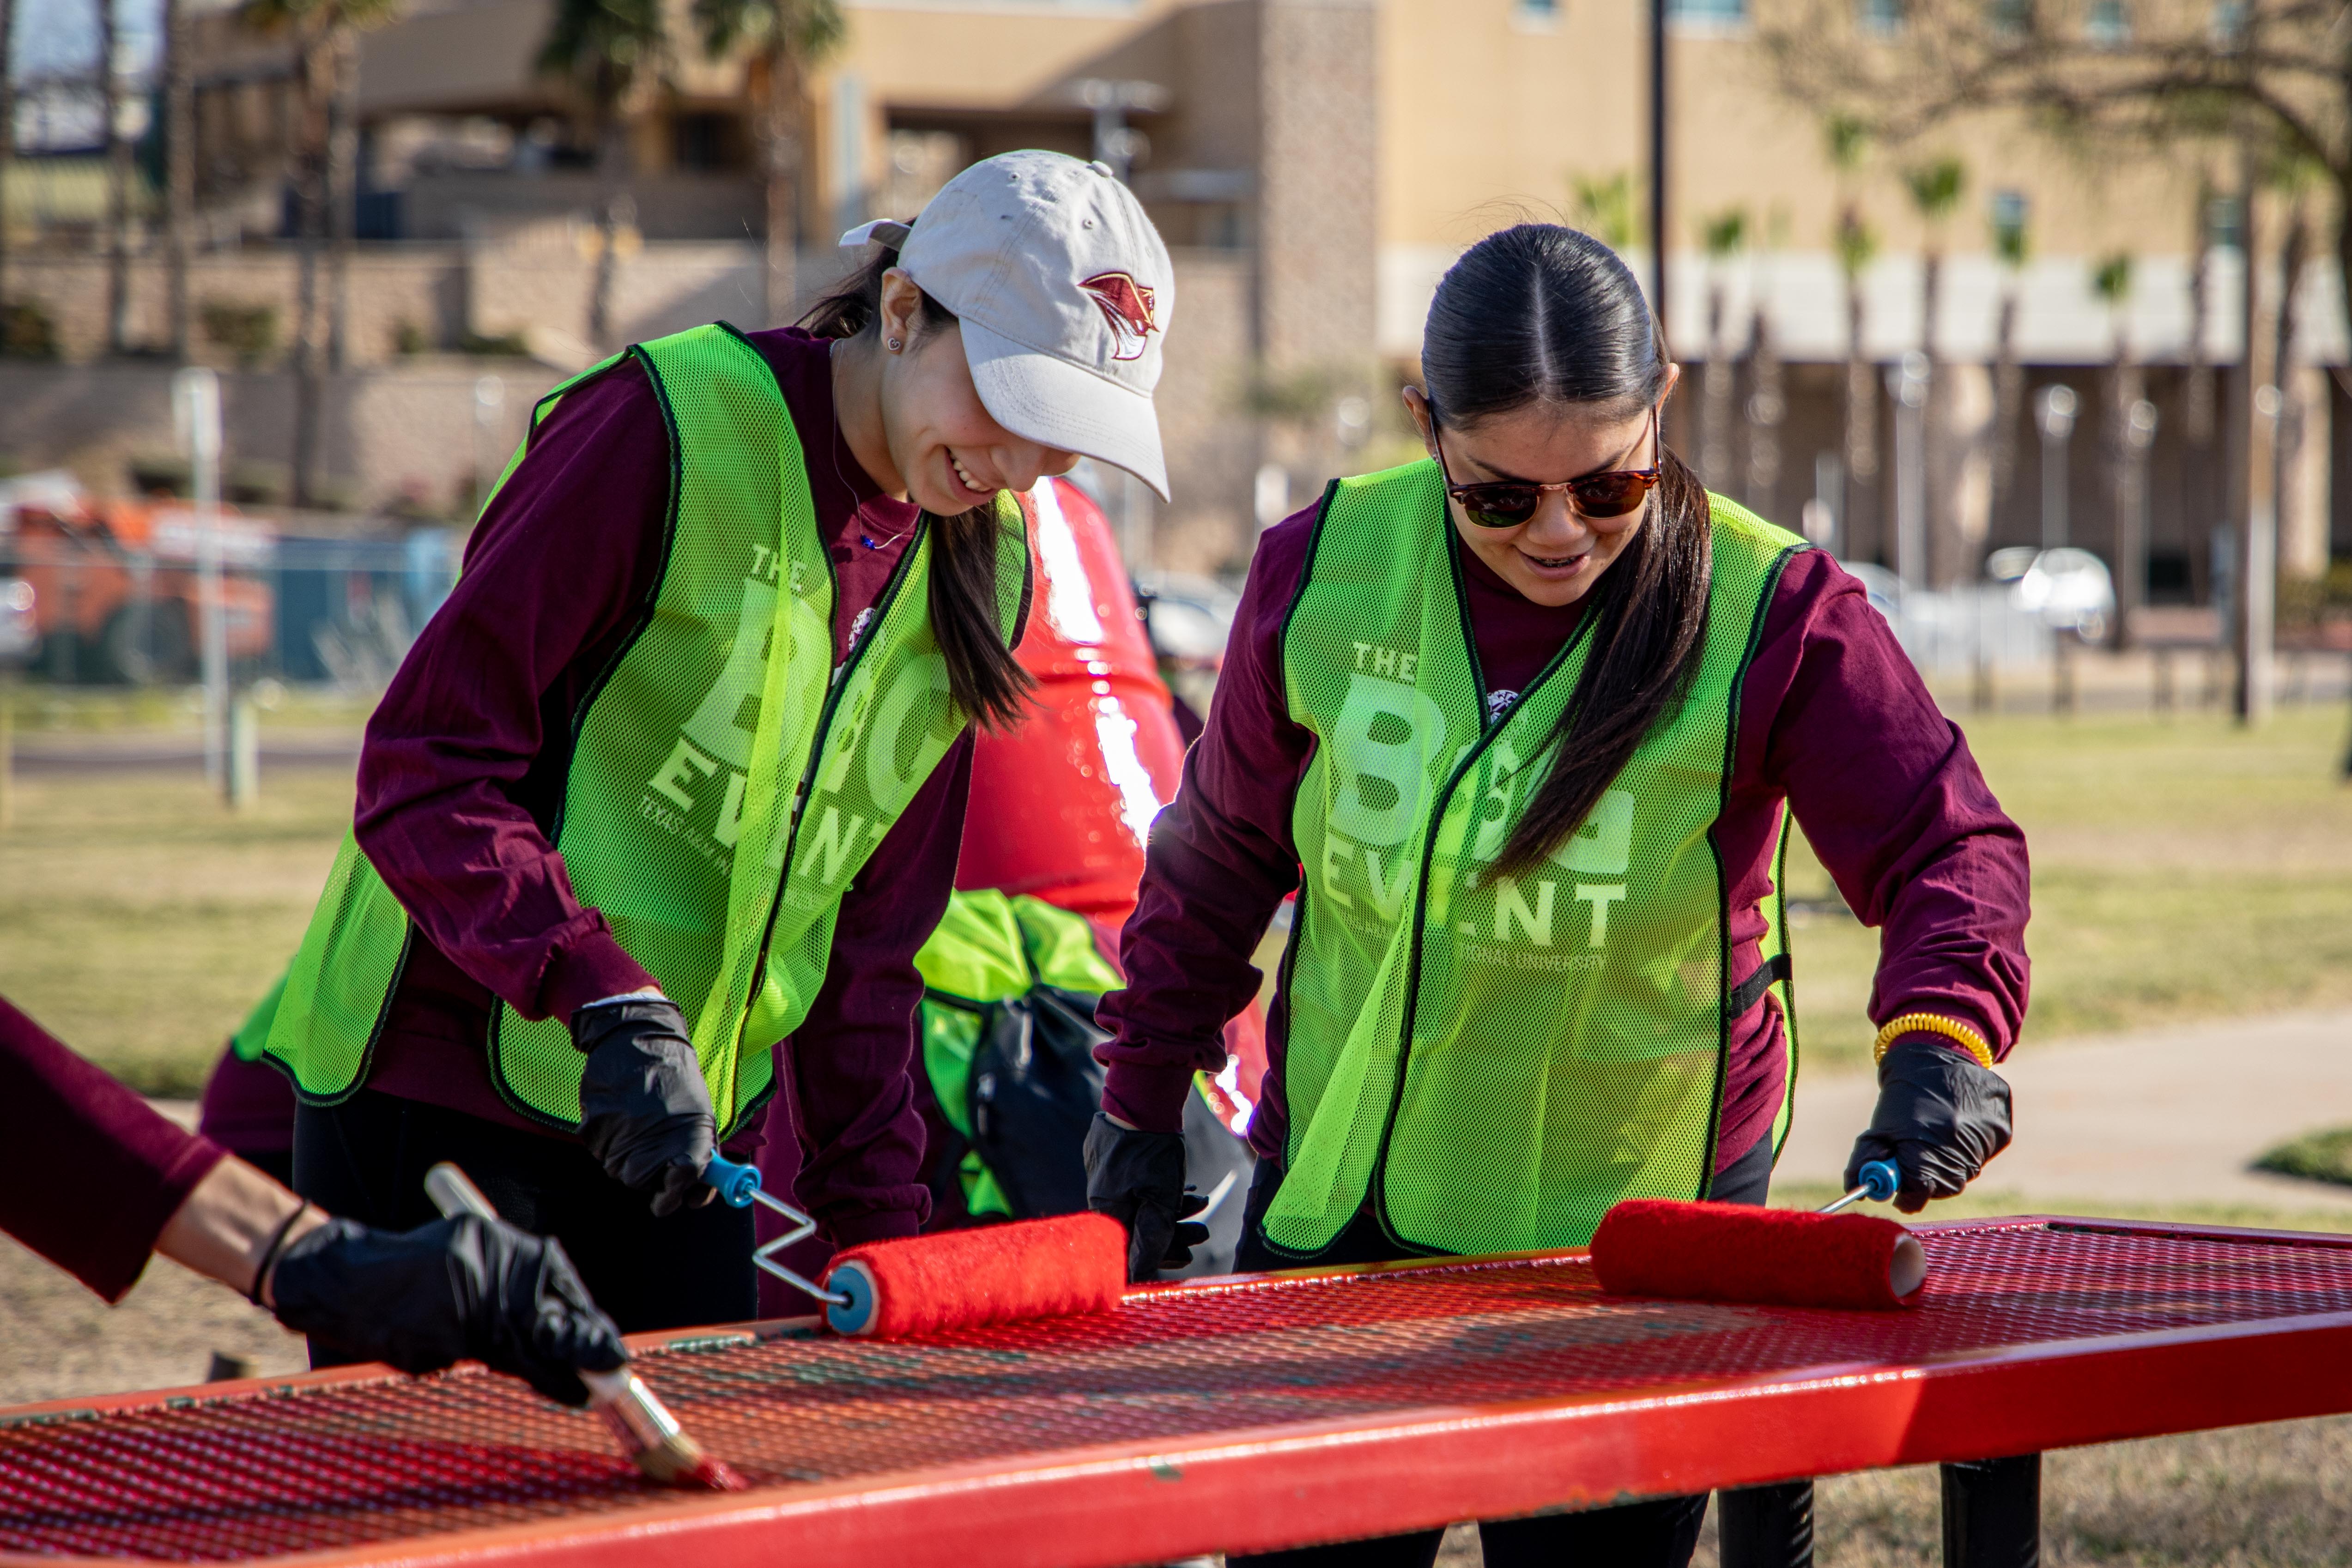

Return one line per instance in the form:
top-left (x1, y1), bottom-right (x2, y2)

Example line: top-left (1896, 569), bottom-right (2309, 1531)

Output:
top-left (1431, 409), bottom-right (1661, 527)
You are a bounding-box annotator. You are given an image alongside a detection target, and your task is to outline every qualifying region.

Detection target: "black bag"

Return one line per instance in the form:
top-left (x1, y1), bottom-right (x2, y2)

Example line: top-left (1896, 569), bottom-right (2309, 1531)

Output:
top-left (965, 984), bottom-right (1110, 1220)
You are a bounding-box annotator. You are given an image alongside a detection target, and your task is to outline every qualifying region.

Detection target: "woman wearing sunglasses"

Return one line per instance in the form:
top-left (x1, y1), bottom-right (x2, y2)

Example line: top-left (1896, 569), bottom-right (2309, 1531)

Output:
top-left (1086, 223), bottom-right (2027, 1565)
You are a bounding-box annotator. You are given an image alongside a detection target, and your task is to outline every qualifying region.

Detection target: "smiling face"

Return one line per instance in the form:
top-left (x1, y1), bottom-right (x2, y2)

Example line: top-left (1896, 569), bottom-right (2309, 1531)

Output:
top-left (876, 274), bottom-right (1079, 514)
top-left (1403, 374), bottom-right (1677, 609)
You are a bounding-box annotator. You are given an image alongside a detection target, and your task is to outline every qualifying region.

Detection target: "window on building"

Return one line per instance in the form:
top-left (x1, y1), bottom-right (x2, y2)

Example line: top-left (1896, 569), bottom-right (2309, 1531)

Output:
top-left (1666, 0), bottom-right (1748, 29)
top-left (1990, 188), bottom-right (2028, 260)
top-left (2206, 194), bottom-right (2243, 252)
top-left (2209, 0), bottom-right (2247, 50)
top-left (1857, 0), bottom-right (1903, 34)
top-left (2085, 0), bottom-right (2130, 46)
top-left (1513, 0), bottom-right (1563, 30)
top-left (671, 113), bottom-right (737, 172)
top-left (1985, 0), bottom-right (2033, 34)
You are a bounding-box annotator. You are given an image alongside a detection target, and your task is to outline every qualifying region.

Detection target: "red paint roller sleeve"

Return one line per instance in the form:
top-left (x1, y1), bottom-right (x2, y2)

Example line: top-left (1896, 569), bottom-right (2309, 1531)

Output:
top-left (820, 1212), bottom-right (1129, 1338)
top-left (1590, 1201), bottom-right (1928, 1311)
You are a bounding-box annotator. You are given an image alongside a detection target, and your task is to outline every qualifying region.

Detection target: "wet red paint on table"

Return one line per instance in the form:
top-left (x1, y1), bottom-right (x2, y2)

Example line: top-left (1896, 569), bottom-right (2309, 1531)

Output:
top-left (7, 1217), bottom-right (2352, 1566)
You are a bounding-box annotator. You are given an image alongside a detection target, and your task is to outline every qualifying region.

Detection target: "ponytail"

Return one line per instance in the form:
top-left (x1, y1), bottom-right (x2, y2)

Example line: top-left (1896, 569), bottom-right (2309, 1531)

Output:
top-left (801, 244), bottom-right (1037, 732)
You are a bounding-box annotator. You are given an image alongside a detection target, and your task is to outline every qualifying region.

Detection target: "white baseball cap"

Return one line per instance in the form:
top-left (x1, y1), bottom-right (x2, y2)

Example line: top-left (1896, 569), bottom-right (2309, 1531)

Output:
top-left (841, 149), bottom-right (1174, 501)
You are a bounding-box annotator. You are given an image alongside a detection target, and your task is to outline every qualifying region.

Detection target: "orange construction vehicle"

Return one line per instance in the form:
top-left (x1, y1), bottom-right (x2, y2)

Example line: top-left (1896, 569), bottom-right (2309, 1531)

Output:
top-left (0, 486), bottom-right (273, 683)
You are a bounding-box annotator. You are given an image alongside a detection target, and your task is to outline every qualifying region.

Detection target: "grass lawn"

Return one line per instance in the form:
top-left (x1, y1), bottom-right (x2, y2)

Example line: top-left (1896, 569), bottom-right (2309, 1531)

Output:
top-left (1784, 705), bottom-right (2352, 1072)
top-left (0, 764), bottom-right (354, 1096)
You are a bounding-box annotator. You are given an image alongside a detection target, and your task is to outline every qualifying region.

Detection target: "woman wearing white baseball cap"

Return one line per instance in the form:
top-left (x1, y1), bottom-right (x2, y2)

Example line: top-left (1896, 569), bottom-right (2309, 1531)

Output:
top-left (262, 150), bottom-right (1176, 1341)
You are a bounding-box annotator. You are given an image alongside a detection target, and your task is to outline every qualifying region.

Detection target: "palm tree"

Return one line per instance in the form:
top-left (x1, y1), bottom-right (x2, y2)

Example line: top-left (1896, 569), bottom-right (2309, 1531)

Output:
top-left (0, 0), bottom-right (17, 304)
top-left (540, 0), bottom-right (670, 348)
top-left (1699, 206), bottom-right (1747, 493)
top-left (1570, 169), bottom-right (1638, 253)
top-left (1825, 115), bottom-right (1877, 556)
top-left (162, 0), bottom-right (194, 359)
top-left (241, 0), bottom-right (402, 503)
top-left (99, 0), bottom-right (132, 355)
top-left (2091, 251), bottom-right (2138, 632)
top-left (1745, 208), bottom-right (1789, 520)
top-left (1903, 155), bottom-right (1964, 582)
top-left (692, 0), bottom-right (843, 327)
top-left (1988, 193), bottom-right (2028, 507)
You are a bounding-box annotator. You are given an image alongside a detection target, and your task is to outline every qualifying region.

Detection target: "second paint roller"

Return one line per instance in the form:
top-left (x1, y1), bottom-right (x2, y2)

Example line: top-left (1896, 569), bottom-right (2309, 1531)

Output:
top-left (1590, 1159), bottom-right (1929, 1310)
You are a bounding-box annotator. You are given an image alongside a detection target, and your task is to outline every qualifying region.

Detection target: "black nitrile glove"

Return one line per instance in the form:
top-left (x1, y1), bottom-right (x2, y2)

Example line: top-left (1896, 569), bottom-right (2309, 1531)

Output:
top-left (572, 997), bottom-right (717, 1217)
top-left (271, 1215), bottom-right (628, 1406)
top-left (1083, 1111), bottom-right (1211, 1282)
top-left (1845, 1036), bottom-right (2014, 1214)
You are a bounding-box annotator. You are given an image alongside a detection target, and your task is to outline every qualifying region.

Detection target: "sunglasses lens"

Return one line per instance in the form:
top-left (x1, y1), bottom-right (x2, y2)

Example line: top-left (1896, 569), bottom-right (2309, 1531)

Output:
top-left (1462, 487), bottom-right (1541, 527)
top-left (1571, 473), bottom-right (1652, 518)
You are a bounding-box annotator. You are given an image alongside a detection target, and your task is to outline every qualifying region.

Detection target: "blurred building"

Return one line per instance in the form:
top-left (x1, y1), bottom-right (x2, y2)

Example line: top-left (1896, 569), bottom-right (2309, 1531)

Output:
top-left (2, 0), bottom-right (2346, 601)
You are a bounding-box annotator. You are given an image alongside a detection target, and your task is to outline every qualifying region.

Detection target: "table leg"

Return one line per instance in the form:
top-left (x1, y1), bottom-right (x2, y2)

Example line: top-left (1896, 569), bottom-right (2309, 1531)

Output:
top-left (1939, 1453), bottom-right (2040, 1568)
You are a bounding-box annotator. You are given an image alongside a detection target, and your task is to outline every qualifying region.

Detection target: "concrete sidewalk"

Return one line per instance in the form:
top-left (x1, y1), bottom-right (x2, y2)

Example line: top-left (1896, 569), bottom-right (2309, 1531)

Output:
top-left (1782, 1009), bottom-right (2352, 1213)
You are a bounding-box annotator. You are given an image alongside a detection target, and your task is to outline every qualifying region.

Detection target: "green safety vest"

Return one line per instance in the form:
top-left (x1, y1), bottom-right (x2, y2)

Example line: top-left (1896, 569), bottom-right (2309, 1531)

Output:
top-left (261, 323), bottom-right (1030, 1137)
top-left (1264, 459), bottom-right (1805, 1258)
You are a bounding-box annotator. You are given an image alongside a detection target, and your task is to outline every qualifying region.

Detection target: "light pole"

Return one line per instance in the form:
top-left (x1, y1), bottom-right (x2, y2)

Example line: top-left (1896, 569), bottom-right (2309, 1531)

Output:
top-left (173, 367), bottom-right (226, 792)
top-left (2034, 382), bottom-right (2078, 550)
top-left (1888, 351), bottom-right (1929, 587)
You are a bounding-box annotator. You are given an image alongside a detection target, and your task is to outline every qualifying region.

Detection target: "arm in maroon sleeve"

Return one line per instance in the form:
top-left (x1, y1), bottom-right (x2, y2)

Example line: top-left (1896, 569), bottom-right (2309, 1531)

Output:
top-left (1741, 551), bottom-right (2031, 1058)
top-left (1097, 515), bottom-right (1321, 1133)
top-left (353, 367), bottom-right (666, 1025)
top-left (784, 732), bottom-right (978, 1245)
top-left (0, 996), bottom-right (227, 1302)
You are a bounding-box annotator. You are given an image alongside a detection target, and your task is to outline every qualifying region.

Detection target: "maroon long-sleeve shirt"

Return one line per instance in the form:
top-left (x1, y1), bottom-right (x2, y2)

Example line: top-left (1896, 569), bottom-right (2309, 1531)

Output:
top-left (1, 996), bottom-right (228, 1302)
top-left (1098, 505), bottom-right (2032, 1175)
top-left (351, 327), bottom-right (960, 1244)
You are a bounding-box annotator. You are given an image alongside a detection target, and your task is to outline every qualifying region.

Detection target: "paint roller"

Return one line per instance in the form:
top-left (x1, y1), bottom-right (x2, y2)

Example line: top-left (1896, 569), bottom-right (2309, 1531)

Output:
top-left (701, 1153), bottom-right (1127, 1338)
top-left (1589, 1159), bottom-right (1930, 1310)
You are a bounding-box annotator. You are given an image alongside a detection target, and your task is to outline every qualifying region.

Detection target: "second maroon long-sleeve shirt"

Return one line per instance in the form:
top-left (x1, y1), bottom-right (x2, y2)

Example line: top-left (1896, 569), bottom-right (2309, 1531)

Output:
top-left (350, 327), bottom-right (961, 1244)
top-left (1099, 501), bottom-right (2032, 1176)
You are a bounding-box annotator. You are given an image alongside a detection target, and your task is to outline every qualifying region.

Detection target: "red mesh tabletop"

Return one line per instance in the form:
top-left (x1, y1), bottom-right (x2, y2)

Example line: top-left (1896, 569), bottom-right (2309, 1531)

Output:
top-left (8, 1216), bottom-right (2352, 1568)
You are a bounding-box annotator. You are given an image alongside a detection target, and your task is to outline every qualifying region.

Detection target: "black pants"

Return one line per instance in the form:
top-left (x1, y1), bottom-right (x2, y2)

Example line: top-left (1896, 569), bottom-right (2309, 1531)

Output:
top-left (292, 1088), bottom-right (757, 1359)
top-left (1228, 1136), bottom-right (1812, 1568)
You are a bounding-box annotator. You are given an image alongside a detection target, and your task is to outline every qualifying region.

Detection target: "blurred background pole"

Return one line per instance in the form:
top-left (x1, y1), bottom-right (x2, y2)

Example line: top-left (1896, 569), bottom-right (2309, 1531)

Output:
top-left (473, 375), bottom-right (506, 511)
top-left (1649, 0), bottom-right (1669, 340)
top-left (174, 367), bottom-right (227, 791)
top-left (2230, 150), bottom-right (2275, 727)
top-left (2116, 398), bottom-right (2158, 645)
top-left (2034, 383), bottom-right (2077, 548)
top-left (1890, 352), bottom-right (1928, 587)
top-left (228, 690), bottom-right (259, 810)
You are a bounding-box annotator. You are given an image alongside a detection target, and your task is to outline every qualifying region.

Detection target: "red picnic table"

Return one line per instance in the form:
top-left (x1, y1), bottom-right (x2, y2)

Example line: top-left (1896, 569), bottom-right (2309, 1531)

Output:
top-left (6, 1215), bottom-right (2352, 1567)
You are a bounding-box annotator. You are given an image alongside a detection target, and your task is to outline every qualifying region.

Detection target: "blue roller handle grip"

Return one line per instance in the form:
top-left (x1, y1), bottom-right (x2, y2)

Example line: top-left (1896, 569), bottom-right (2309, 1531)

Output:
top-left (1858, 1159), bottom-right (1899, 1204)
top-left (703, 1153), bottom-right (763, 1209)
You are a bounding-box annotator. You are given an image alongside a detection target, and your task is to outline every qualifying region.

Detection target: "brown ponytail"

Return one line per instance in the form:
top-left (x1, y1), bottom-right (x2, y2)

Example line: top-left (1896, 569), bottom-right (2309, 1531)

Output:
top-left (801, 244), bottom-right (1037, 732)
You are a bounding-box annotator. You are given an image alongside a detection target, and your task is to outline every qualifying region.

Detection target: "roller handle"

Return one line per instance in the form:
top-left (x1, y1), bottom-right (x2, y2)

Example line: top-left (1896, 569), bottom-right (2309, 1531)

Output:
top-left (1819, 1159), bottom-right (1901, 1215)
top-left (698, 1153), bottom-right (854, 1313)
top-left (701, 1153), bottom-right (763, 1209)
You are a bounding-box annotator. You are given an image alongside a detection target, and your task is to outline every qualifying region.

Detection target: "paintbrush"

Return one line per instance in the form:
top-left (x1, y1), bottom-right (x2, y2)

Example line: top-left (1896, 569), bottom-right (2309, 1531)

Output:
top-left (422, 1161), bottom-right (744, 1490)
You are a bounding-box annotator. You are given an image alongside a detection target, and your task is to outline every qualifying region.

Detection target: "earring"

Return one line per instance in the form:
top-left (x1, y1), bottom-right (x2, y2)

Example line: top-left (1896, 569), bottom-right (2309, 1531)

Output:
top-left (886, 336), bottom-right (903, 352)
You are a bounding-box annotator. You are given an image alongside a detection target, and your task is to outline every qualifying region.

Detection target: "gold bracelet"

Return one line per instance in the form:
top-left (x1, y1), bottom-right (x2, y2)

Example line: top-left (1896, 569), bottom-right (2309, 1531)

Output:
top-left (1873, 1012), bottom-right (1995, 1070)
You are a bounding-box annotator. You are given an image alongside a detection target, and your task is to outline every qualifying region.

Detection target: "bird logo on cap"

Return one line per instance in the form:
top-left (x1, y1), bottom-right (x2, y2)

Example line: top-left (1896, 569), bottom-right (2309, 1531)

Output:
top-left (1079, 272), bottom-right (1159, 362)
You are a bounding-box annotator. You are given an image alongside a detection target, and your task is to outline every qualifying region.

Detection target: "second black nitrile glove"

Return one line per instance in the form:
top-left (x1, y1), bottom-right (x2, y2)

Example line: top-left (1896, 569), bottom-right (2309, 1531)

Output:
top-left (572, 996), bottom-right (716, 1217)
top-left (1844, 1036), bottom-right (2014, 1214)
top-left (1083, 1111), bottom-right (1211, 1282)
top-left (271, 1214), bottom-right (628, 1406)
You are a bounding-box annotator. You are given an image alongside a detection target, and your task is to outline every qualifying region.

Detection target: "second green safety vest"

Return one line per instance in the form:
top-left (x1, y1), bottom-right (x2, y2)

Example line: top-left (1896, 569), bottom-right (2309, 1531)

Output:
top-left (1264, 458), bottom-right (1804, 1258)
top-left (261, 323), bottom-right (1030, 1137)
